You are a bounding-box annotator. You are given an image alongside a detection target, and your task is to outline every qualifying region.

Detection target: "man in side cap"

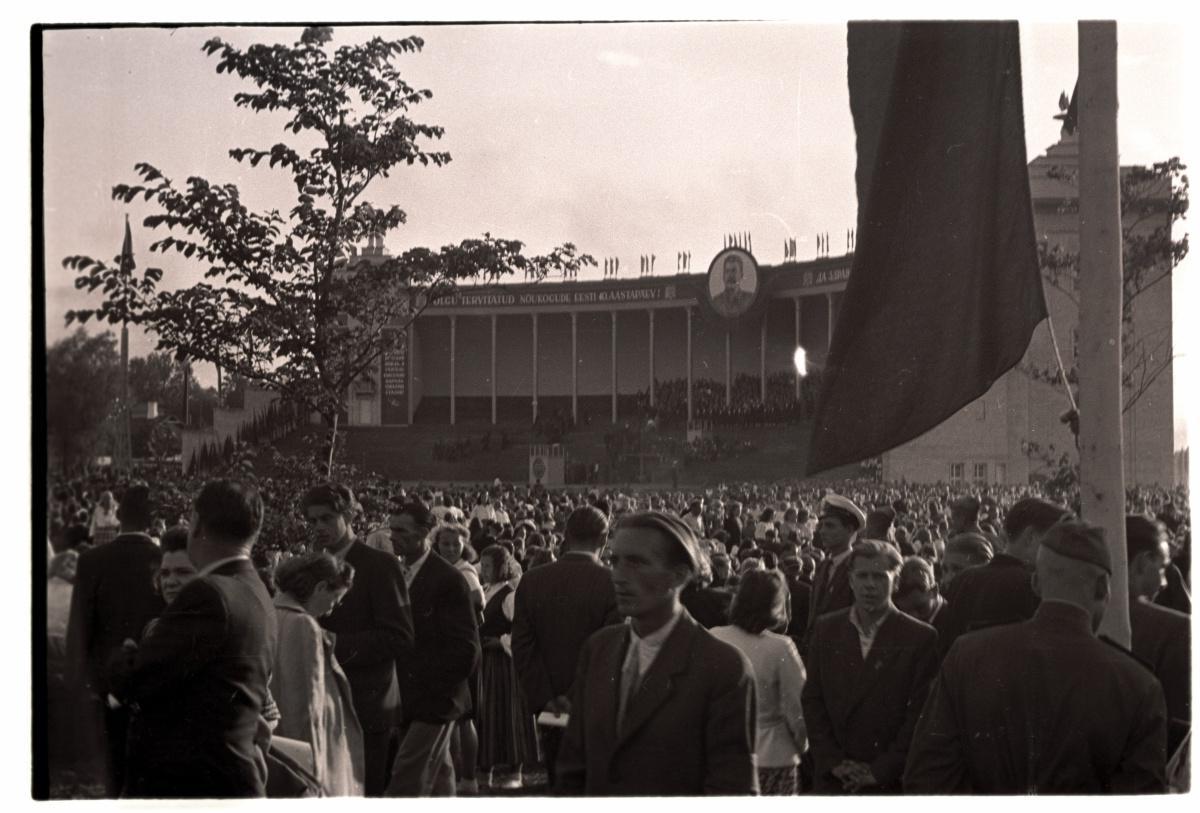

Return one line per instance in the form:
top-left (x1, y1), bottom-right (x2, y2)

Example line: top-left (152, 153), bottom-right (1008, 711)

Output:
top-left (801, 494), bottom-right (866, 655)
top-left (556, 510), bottom-right (758, 795)
top-left (904, 519), bottom-right (1168, 793)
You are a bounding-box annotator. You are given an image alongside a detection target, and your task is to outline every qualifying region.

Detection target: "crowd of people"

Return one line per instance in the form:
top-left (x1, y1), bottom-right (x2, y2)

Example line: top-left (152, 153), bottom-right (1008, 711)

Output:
top-left (431, 431), bottom-right (512, 462)
top-left (625, 373), bottom-right (822, 428)
top-left (44, 457), bottom-right (1191, 797)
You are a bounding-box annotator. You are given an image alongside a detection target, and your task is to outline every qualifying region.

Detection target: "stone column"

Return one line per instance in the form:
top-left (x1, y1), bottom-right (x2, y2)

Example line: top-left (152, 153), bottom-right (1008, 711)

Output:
top-left (532, 312), bottom-right (539, 423)
top-left (794, 297), bottom-right (802, 400)
top-left (725, 329), bottom-right (732, 408)
top-left (449, 315), bottom-right (457, 426)
top-left (686, 305), bottom-right (693, 424)
top-left (648, 309), bottom-right (656, 407)
top-left (491, 313), bottom-right (497, 425)
top-left (826, 291), bottom-right (835, 357)
top-left (571, 311), bottom-right (578, 423)
top-left (760, 315), bottom-right (767, 402)
top-left (611, 311), bottom-right (618, 424)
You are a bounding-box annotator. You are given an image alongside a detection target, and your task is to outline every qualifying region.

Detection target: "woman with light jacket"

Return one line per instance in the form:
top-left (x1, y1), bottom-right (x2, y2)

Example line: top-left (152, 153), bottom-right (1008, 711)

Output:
top-left (711, 569), bottom-right (808, 794)
top-left (271, 552), bottom-right (365, 796)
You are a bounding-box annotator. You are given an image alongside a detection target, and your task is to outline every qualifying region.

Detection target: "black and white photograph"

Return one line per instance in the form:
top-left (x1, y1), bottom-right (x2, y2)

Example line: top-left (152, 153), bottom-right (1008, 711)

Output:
top-left (29, 5), bottom-right (1194, 801)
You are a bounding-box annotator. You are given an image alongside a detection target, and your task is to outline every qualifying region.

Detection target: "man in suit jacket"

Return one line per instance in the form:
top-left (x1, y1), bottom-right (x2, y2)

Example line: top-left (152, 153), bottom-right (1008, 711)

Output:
top-left (309, 483), bottom-right (414, 797)
top-left (1126, 515), bottom-right (1191, 759)
top-left (65, 483), bottom-right (164, 796)
top-left (936, 497), bottom-right (1069, 657)
top-left (802, 494), bottom-right (866, 656)
top-left (385, 500), bottom-right (481, 796)
top-left (512, 505), bottom-right (619, 785)
top-left (904, 520), bottom-right (1167, 793)
top-left (556, 510), bottom-right (758, 795)
top-left (801, 540), bottom-right (938, 793)
top-left (116, 479), bottom-right (278, 798)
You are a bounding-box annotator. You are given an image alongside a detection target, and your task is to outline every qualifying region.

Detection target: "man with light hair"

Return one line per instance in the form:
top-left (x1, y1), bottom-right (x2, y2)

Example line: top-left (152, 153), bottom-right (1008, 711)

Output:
top-left (939, 533), bottom-right (993, 592)
top-left (904, 519), bottom-right (1167, 793)
top-left (936, 497), bottom-right (1068, 656)
top-left (802, 541), bottom-right (938, 793)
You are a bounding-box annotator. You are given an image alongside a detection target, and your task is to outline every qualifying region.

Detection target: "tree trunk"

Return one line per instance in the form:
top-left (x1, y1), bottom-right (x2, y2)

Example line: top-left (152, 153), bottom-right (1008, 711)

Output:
top-left (326, 411), bottom-right (339, 479)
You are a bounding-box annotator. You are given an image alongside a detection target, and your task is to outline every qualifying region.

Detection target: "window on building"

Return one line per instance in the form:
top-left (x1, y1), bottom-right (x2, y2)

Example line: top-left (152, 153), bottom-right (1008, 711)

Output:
top-left (973, 462), bottom-right (988, 487)
top-left (950, 463), bottom-right (965, 484)
top-left (996, 463), bottom-right (1007, 485)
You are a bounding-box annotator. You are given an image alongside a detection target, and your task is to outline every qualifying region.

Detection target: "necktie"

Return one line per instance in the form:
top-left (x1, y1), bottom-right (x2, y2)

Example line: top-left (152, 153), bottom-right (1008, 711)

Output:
top-left (617, 636), bottom-right (640, 734)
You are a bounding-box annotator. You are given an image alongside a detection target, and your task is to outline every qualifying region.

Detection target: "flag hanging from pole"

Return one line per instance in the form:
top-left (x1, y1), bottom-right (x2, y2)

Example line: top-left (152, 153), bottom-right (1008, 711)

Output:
top-left (807, 22), bottom-right (1047, 475)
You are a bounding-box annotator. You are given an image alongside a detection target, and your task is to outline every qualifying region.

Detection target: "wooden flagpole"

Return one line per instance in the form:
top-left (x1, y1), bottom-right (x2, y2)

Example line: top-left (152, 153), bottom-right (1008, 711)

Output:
top-left (1076, 21), bottom-right (1130, 646)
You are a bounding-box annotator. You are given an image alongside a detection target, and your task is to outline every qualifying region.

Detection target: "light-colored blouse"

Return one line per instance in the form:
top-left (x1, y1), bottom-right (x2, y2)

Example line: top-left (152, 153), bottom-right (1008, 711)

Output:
top-left (711, 624), bottom-right (807, 767)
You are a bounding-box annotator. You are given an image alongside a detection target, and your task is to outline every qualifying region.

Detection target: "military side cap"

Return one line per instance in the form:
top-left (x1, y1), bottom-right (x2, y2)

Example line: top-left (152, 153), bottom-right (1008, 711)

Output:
top-left (1041, 520), bottom-right (1112, 575)
top-left (819, 494), bottom-right (866, 530)
top-left (615, 510), bottom-right (703, 574)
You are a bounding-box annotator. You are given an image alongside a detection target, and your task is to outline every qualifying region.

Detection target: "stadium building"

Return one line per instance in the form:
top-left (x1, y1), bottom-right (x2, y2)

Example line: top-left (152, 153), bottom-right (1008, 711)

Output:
top-left (217, 128), bottom-right (1174, 487)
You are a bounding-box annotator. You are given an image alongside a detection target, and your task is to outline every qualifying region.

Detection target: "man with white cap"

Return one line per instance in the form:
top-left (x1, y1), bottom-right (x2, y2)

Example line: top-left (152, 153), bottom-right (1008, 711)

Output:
top-left (801, 493), bottom-right (866, 656)
top-left (555, 510), bottom-right (758, 795)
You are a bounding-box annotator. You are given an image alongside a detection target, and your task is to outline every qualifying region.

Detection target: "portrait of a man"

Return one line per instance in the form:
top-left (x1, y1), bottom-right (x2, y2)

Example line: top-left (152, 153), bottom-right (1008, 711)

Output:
top-left (708, 251), bottom-right (758, 318)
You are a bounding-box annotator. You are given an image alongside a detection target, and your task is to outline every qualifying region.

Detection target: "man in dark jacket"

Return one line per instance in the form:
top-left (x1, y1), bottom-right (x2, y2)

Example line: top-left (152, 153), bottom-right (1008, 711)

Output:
top-left (310, 482), bottom-right (414, 797)
top-left (1126, 514), bottom-right (1191, 761)
top-left (801, 541), bottom-right (938, 793)
top-left (511, 505), bottom-right (619, 785)
top-left (556, 511), bottom-right (757, 795)
top-left (65, 483), bottom-right (164, 796)
top-left (936, 496), bottom-right (1069, 657)
top-left (386, 500), bottom-right (481, 796)
top-left (904, 520), bottom-right (1167, 793)
top-left (116, 479), bottom-right (277, 797)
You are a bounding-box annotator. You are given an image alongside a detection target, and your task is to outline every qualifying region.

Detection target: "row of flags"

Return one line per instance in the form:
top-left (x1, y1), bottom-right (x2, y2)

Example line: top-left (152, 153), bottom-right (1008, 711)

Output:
top-left (724, 232), bottom-right (752, 253)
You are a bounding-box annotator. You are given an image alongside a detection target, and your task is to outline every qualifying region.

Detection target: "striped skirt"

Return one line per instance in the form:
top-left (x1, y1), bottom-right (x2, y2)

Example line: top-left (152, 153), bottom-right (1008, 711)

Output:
top-left (758, 765), bottom-right (798, 795)
top-left (475, 644), bottom-right (539, 770)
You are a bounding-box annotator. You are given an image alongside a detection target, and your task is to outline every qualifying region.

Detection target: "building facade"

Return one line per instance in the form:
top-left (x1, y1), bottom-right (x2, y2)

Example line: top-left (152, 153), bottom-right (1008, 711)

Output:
top-left (345, 131), bottom-right (1176, 486)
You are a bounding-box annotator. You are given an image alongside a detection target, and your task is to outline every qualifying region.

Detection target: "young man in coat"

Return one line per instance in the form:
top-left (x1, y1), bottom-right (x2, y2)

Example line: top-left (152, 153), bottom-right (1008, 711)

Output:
top-left (115, 479), bottom-right (278, 797)
top-left (385, 500), bottom-right (481, 796)
top-left (555, 510), bottom-right (758, 795)
top-left (308, 482), bottom-right (414, 797)
top-left (1125, 514), bottom-right (1191, 761)
top-left (511, 505), bottom-right (620, 785)
top-left (936, 496), bottom-right (1069, 657)
top-left (801, 540), bottom-right (938, 793)
top-left (903, 520), bottom-right (1168, 793)
top-left (65, 483), bottom-right (164, 796)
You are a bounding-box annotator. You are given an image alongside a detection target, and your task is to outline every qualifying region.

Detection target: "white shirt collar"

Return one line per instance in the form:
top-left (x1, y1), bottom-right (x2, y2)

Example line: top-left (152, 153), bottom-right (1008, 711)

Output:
top-left (197, 554), bottom-right (250, 579)
top-left (626, 608), bottom-right (684, 680)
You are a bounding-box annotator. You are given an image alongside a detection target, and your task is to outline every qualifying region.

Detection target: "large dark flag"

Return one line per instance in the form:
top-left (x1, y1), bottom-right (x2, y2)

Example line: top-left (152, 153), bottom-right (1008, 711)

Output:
top-left (807, 22), bottom-right (1047, 475)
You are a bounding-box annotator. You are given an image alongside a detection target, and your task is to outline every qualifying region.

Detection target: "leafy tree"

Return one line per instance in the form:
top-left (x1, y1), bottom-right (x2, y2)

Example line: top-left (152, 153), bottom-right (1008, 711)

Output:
top-left (1029, 158), bottom-right (1188, 414)
top-left (46, 329), bottom-right (120, 473)
top-left (64, 27), bottom-right (593, 475)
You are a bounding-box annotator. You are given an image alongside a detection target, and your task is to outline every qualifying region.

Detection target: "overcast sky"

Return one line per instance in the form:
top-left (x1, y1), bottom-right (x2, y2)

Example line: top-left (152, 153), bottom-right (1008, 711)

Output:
top-left (37, 18), bottom-right (1196, 443)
